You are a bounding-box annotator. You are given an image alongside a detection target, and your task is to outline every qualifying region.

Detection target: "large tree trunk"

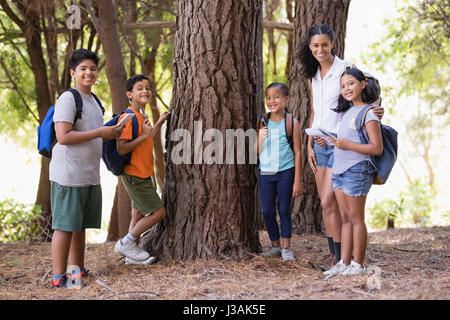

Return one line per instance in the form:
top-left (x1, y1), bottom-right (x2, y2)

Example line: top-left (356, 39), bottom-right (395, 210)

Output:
top-left (288, 0), bottom-right (351, 234)
top-left (143, 0), bottom-right (264, 261)
top-left (97, 0), bottom-right (132, 241)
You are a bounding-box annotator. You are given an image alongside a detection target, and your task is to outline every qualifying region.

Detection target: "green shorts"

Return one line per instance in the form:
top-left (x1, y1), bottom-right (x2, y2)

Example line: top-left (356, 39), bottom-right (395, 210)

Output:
top-left (51, 181), bottom-right (102, 232)
top-left (121, 173), bottom-right (163, 216)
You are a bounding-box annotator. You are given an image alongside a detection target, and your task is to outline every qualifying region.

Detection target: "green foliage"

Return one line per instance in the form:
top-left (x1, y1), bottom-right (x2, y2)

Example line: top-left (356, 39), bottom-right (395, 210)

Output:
top-left (368, 199), bottom-right (405, 230)
top-left (368, 178), bottom-right (436, 229)
top-left (0, 199), bottom-right (41, 242)
top-left (364, 0), bottom-right (449, 120)
top-left (401, 178), bottom-right (436, 227)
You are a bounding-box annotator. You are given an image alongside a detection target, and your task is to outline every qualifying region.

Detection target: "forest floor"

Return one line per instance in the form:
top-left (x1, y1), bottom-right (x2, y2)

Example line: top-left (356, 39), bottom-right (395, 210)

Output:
top-left (0, 226), bottom-right (448, 300)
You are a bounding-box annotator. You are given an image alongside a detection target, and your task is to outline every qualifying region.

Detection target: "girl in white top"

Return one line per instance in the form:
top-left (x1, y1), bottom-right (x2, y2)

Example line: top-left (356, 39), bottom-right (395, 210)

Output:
top-left (299, 24), bottom-right (384, 267)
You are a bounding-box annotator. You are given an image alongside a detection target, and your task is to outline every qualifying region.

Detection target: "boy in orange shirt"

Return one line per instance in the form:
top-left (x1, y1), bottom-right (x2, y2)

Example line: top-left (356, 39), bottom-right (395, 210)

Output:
top-left (114, 74), bottom-right (170, 264)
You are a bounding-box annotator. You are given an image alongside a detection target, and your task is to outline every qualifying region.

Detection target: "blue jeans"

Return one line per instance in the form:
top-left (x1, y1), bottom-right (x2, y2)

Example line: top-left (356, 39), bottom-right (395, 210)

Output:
top-left (332, 161), bottom-right (375, 196)
top-left (259, 167), bottom-right (295, 241)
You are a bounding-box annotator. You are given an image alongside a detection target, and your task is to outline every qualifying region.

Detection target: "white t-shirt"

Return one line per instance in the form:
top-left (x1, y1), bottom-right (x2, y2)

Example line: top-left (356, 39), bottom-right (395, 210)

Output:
top-left (311, 56), bottom-right (349, 134)
top-left (49, 89), bottom-right (104, 187)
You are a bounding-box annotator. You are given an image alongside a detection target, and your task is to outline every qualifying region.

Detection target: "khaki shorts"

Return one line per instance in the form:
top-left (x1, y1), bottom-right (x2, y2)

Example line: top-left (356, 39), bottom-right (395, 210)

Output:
top-left (51, 181), bottom-right (102, 232)
top-left (121, 173), bottom-right (163, 216)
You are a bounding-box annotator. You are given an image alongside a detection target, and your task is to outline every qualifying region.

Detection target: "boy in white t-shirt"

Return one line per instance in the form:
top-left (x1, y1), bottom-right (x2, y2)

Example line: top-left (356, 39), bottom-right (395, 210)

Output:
top-left (50, 49), bottom-right (122, 288)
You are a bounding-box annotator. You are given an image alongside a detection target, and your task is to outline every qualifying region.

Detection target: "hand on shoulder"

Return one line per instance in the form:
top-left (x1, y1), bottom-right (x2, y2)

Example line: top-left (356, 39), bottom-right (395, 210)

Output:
top-left (371, 105), bottom-right (384, 120)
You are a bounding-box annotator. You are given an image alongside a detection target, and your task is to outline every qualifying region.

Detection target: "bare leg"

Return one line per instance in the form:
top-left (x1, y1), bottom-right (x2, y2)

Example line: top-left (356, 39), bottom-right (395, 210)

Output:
top-left (320, 169), bottom-right (342, 242)
top-left (314, 167), bottom-right (332, 237)
top-left (68, 229), bottom-right (85, 269)
top-left (334, 189), bottom-right (352, 265)
top-left (347, 195), bottom-right (368, 265)
top-left (51, 230), bottom-right (72, 275)
top-left (129, 208), bottom-right (144, 233)
top-left (129, 207), bottom-right (166, 239)
top-left (281, 237), bottom-right (291, 249)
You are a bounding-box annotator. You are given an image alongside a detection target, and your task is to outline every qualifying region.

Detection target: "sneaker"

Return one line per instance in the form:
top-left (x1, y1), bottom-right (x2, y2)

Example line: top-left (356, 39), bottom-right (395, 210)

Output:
top-left (281, 248), bottom-right (295, 261)
top-left (68, 267), bottom-right (89, 280)
top-left (114, 239), bottom-right (150, 261)
top-left (262, 245), bottom-right (282, 258)
top-left (51, 274), bottom-right (68, 288)
top-left (125, 255), bottom-right (157, 265)
top-left (80, 267), bottom-right (89, 278)
top-left (323, 259), bottom-right (347, 276)
top-left (341, 261), bottom-right (367, 276)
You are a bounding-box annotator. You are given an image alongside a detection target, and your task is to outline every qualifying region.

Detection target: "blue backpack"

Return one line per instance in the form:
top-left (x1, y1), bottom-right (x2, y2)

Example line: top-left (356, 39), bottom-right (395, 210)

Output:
top-left (37, 88), bottom-right (104, 158)
top-left (102, 109), bottom-right (139, 176)
top-left (355, 105), bottom-right (398, 185)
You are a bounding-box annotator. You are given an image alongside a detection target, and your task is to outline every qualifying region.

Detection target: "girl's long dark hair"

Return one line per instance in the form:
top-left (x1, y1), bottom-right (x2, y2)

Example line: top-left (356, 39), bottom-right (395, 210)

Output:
top-left (333, 68), bottom-right (381, 113)
top-left (299, 24), bottom-right (336, 78)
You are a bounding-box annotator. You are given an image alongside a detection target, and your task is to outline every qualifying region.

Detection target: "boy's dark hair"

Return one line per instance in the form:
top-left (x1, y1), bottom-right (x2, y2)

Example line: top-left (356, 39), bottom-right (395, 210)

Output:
top-left (333, 67), bottom-right (381, 113)
top-left (299, 24), bottom-right (336, 78)
top-left (126, 74), bottom-right (150, 92)
top-left (69, 49), bottom-right (100, 71)
top-left (266, 82), bottom-right (289, 97)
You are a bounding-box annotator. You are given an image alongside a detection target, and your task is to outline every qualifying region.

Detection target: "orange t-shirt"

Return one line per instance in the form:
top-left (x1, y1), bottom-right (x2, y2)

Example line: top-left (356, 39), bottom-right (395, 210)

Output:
top-left (118, 107), bottom-right (154, 178)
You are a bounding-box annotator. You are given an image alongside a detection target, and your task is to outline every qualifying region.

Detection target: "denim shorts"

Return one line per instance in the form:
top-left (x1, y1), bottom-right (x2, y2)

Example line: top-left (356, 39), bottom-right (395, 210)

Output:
top-left (332, 161), bottom-right (375, 196)
top-left (313, 142), bottom-right (334, 168)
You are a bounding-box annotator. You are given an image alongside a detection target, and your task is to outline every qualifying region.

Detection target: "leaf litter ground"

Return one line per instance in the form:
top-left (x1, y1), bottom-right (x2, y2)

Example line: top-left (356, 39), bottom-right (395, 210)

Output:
top-left (0, 226), bottom-right (448, 300)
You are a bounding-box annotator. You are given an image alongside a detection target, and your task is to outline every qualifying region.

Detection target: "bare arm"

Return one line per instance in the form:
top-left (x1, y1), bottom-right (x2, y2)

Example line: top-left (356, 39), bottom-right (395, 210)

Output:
top-left (292, 119), bottom-right (303, 198)
top-left (253, 117), bottom-right (269, 155)
top-left (306, 79), bottom-right (319, 173)
top-left (55, 121), bottom-right (122, 145)
top-left (151, 111), bottom-right (171, 139)
top-left (117, 119), bottom-right (153, 155)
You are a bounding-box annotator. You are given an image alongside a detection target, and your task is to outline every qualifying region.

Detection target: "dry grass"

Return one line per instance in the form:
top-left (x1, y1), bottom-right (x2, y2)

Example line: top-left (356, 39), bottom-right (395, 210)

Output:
top-left (0, 226), bottom-right (448, 300)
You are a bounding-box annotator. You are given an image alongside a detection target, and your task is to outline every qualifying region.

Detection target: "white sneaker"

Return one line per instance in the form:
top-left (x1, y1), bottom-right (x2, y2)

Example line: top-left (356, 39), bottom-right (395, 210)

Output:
top-left (341, 260), bottom-right (367, 276)
top-left (114, 239), bottom-right (150, 261)
top-left (125, 256), bottom-right (157, 265)
top-left (323, 259), bottom-right (347, 276)
top-left (281, 248), bottom-right (295, 261)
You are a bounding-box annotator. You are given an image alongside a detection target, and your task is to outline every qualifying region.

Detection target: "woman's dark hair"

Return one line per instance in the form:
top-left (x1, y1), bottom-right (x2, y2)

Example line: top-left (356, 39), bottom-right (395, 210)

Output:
top-left (69, 49), bottom-right (100, 71)
top-left (126, 74), bottom-right (150, 92)
top-left (333, 67), bottom-right (381, 113)
top-left (299, 24), bottom-right (335, 78)
top-left (266, 82), bottom-right (289, 97)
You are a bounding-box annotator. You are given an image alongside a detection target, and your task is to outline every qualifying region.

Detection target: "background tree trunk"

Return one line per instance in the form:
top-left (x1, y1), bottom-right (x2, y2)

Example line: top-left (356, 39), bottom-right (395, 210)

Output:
top-left (96, 0), bottom-right (132, 241)
top-left (0, 0), bottom-right (54, 240)
top-left (143, 0), bottom-right (264, 261)
top-left (288, 0), bottom-right (351, 234)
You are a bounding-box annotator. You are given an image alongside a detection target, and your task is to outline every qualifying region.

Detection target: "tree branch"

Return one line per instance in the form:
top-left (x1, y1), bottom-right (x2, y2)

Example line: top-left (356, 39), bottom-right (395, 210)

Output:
top-left (0, 18), bottom-right (32, 69)
top-left (0, 58), bottom-right (39, 123)
top-left (0, 0), bottom-right (25, 29)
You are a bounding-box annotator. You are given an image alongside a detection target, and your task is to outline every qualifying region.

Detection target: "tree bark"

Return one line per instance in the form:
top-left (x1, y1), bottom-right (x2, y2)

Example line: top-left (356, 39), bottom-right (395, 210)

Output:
top-left (97, 0), bottom-right (132, 241)
top-left (143, 0), bottom-right (264, 261)
top-left (0, 0), bottom-right (54, 240)
top-left (288, 0), bottom-right (351, 234)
